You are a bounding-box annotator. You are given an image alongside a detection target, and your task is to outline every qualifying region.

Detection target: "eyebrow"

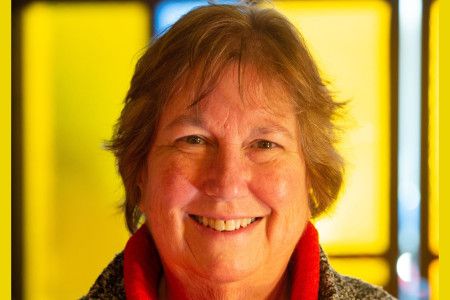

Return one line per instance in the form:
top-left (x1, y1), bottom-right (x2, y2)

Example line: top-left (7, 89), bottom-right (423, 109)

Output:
top-left (163, 114), bottom-right (205, 131)
top-left (252, 122), bottom-right (295, 140)
top-left (163, 114), bottom-right (295, 139)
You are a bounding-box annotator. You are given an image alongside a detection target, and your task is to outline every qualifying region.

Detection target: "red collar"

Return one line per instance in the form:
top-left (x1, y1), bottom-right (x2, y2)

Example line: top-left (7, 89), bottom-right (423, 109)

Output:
top-left (124, 222), bottom-right (319, 300)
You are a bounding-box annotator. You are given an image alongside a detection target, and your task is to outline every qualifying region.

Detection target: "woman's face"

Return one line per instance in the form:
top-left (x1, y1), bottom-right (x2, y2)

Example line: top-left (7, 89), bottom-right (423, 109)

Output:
top-left (140, 65), bottom-right (311, 283)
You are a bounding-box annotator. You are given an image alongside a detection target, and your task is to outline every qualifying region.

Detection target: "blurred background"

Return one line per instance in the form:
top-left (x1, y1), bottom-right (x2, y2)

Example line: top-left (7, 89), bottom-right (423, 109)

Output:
top-left (9, 0), bottom-right (439, 299)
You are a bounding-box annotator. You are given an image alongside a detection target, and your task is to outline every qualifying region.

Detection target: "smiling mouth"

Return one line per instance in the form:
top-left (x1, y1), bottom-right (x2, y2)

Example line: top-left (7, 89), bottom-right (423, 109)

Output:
top-left (189, 215), bottom-right (261, 232)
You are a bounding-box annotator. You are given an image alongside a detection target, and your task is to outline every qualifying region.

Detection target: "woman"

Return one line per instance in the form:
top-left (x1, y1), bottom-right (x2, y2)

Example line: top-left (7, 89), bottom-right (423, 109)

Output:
top-left (84, 4), bottom-right (395, 300)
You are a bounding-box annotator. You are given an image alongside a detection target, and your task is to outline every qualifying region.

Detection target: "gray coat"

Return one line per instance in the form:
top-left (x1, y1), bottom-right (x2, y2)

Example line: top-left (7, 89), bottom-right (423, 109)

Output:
top-left (83, 249), bottom-right (396, 299)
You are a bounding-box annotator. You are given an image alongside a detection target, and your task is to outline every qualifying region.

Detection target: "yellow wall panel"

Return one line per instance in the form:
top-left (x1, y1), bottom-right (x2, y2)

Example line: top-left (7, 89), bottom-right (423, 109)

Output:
top-left (0, 0), bottom-right (11, 298)
top-left (429, 0), bottom-right (439, 256)
top-left (272, 1), bottom-right (391, 255)
top-left (429, 259), bottom-right (439, 300)
top-left (329, 258), bottom-right (390, 287)
top-left (22, 3), bottom-right (149, 299)
top-left (440, 1), bottom-right (449, 299)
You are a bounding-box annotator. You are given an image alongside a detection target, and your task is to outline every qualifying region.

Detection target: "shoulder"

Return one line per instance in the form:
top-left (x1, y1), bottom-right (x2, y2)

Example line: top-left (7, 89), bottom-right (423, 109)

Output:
top-left (81, 252), bottom-right (125, 300)
top-left (330, 272), bottom-right (396, 300)
top-left (318, 248), bottom-right (396, 300)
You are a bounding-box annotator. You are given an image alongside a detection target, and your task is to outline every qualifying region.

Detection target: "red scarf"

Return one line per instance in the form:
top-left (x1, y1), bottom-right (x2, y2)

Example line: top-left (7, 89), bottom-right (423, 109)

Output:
top-left (124, 222), bottom-right (320, 300)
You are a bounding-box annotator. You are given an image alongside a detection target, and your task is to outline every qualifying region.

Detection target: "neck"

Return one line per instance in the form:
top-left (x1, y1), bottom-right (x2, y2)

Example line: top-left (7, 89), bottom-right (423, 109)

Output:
top-left (160, 264), bottom-right (290, 300)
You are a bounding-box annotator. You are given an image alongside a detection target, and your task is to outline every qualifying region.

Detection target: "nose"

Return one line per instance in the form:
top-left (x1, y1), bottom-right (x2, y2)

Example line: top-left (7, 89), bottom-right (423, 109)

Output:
top-left (201, 145), bottom-right (250, 200)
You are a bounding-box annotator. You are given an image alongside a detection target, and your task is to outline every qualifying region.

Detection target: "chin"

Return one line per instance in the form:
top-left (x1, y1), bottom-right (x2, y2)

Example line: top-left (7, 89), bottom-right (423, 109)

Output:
top-left (193, 256), bottom-right (261, 283)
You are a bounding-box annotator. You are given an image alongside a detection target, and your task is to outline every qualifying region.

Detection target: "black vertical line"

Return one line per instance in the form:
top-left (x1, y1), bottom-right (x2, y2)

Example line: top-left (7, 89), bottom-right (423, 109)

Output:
top-left (387, 0), bottom-right (399, 297)
top-left (148, 0), bottom-right (158, 38)
top-left (12, 3), bottom-right (24, 300)
top-left (420, 0), bottom-right (431, 282)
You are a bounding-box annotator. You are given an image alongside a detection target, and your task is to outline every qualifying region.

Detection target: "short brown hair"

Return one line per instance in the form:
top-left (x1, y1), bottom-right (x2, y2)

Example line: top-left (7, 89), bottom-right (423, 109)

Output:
top-left (108, 4), bottom-right (345, 233)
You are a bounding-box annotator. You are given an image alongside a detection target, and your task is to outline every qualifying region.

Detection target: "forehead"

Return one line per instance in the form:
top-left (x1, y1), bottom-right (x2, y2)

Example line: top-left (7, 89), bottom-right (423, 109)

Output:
top-left (164, 64), bottom-right (296, 121)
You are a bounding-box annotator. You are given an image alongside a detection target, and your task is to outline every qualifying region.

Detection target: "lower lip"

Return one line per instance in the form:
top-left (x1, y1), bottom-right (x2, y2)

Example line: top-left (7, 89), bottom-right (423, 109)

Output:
top-left (188, 216), bottom-right (262, 236)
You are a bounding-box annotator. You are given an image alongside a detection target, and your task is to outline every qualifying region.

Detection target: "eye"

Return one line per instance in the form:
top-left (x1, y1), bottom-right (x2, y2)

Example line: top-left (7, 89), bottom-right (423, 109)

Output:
top-left (179, 135), bottom-right (206, 145)
top-left (253, 140), bottom-right (279, 150)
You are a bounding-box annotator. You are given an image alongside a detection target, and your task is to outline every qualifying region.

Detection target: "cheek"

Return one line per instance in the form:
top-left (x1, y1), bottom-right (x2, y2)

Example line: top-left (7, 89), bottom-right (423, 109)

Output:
top-left (141, 155), bottom-right (200, 220)
top-left (250, 158), bottom-right (310, 244)
top-left (250, 160), bottom-right (308, 208)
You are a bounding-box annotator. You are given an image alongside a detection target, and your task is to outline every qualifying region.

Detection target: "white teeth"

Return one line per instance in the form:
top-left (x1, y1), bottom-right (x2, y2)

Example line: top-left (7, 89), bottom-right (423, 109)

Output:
top-left (234, 219), bottom-right (241, 229)
top-left (215, 220), bottom-right (225, 231)
top-left (225, 220), bottom-right (235, 231)
top-left (193, 216), bottom-right (258, 232)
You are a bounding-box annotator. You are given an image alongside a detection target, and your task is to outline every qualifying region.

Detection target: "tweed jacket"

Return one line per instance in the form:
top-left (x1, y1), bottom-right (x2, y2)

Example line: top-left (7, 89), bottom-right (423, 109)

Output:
top-left (83, 248), bottom-right (395, 300)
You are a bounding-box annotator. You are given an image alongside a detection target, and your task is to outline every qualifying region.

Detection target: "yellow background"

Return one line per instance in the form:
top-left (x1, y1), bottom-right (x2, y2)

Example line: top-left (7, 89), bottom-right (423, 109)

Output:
top-left (429, 0), bottom-right (439, 257)
top-left (440, 0), bottom-right (448, 299)
top-left (429, 2), bottom-right (439, 299)
top-left (1, 0), bottom-right (11, 299)
top-left (21, 3), bottom-right (148, 298)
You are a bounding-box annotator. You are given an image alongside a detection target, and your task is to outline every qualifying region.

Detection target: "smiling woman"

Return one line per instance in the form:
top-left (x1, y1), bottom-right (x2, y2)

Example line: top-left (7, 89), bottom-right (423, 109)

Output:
top-left (83, 3), bottom-right (395, 300)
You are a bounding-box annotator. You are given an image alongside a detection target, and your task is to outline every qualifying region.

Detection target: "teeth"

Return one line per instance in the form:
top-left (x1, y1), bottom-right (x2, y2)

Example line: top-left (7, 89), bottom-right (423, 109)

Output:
top-left (225, 220), bottom-right (235, 231)
top-left (215, 220), bottom-right (225, 231)
top-left (193, 216), bottom-right (258, 232)
top-left (234, 219), bottom-right (241, 228)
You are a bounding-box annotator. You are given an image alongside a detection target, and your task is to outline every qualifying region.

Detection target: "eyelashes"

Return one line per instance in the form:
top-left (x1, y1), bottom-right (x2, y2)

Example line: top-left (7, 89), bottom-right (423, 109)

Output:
top-left (251, 140), bottom-right (280, 150)
top-left (179, 135), bottom-right (206, 145)
top-left (175, 135), bottom-right (282, 150)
